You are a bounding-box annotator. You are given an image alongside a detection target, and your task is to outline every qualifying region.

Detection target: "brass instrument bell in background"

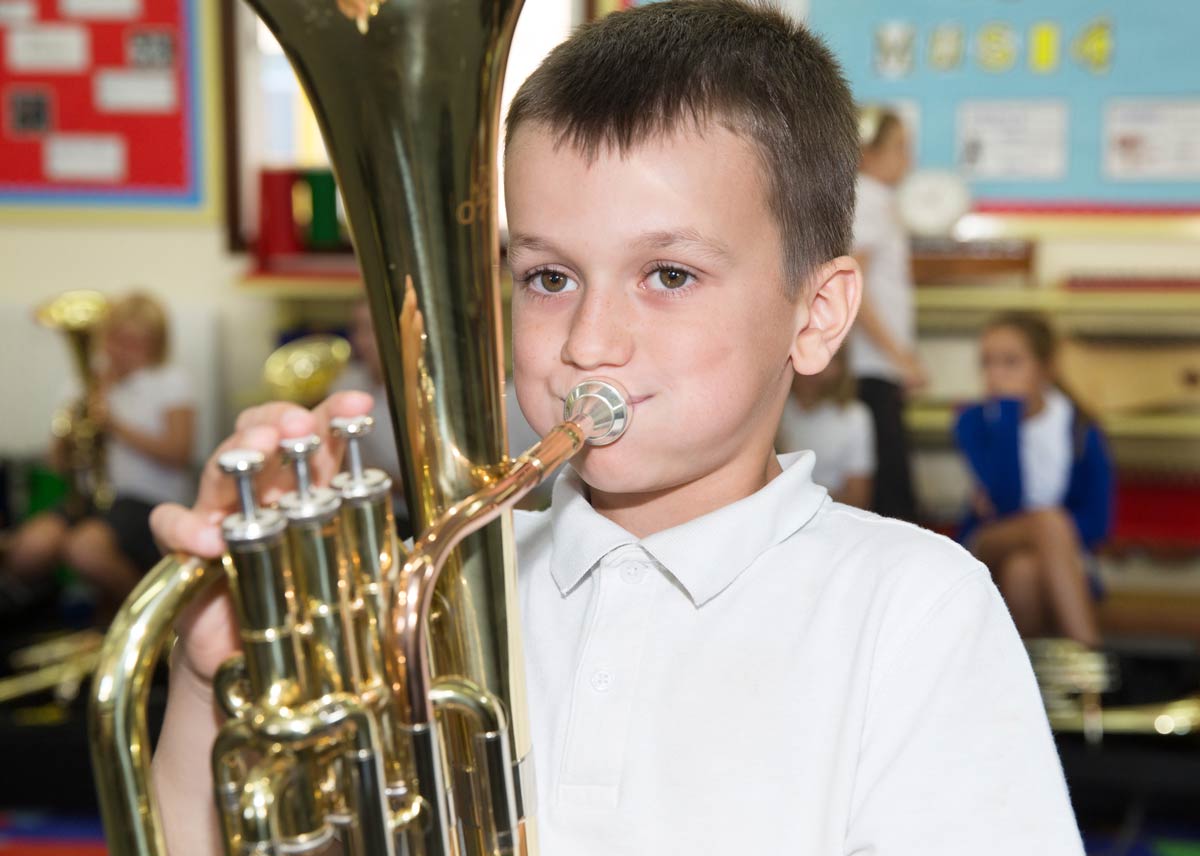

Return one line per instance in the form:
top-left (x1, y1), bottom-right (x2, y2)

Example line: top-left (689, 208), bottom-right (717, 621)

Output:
top-left (263, 333), bottom-right (353, 406)
top-left (35, 290), bottom-right (113, 514)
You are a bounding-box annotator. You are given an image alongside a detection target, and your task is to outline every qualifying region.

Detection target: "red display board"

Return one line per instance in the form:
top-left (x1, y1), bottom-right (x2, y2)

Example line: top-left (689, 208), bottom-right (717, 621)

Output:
top-left (0, 0), bottom-right (200, 207)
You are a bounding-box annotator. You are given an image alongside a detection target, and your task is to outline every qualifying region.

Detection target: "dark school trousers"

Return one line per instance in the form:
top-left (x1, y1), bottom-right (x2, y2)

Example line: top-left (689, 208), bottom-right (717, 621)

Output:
top-left (857, 376), bottom-right (918, 523)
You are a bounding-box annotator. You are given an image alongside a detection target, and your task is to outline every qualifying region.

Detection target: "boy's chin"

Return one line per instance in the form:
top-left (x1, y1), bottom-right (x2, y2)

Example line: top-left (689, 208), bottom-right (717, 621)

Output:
top-left (568, 444), bottom-right (679, 497)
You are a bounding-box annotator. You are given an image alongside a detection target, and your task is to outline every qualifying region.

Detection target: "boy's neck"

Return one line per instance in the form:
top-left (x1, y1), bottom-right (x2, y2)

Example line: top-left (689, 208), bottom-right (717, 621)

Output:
top-left (587, 451), bottom-right (784, 539)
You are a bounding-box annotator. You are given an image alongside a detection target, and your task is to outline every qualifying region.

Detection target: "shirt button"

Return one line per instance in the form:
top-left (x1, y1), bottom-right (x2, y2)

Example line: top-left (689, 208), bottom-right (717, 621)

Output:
top-left (589, 669), bottom-right (613, 692)
top-left (619, 563), bottom-right (646, 584)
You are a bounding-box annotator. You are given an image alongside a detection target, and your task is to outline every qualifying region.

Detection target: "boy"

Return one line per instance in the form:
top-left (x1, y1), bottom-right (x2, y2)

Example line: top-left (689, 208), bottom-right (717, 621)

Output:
top-left (151, 2), bottom-right (1083, 853)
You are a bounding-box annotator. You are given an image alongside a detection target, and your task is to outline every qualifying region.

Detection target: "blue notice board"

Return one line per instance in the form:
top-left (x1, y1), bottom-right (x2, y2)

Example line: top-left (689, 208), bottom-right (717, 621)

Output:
top-left (806, 0), bottom-right (1200, 213)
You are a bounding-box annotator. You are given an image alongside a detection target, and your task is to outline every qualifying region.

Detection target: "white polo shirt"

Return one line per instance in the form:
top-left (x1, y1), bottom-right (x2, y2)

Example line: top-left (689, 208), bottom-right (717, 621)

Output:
top-left (516, 452), bottom-right (1083, 855)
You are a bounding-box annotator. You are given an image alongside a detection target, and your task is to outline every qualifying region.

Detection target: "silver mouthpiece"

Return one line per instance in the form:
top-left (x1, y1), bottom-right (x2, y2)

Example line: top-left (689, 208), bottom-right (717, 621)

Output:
top-left (563, 378), bottom-right (630, 446)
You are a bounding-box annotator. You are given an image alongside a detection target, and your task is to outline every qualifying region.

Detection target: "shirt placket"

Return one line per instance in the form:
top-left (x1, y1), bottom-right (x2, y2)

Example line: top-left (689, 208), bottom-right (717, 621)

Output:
top-left (556, 545), bottom-right (658, 809)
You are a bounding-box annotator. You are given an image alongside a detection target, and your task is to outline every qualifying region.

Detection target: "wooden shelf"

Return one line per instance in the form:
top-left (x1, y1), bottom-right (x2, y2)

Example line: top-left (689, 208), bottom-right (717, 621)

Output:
top-left (239, 271), bottom-right (363, 298)
top-left (916, 286), bottom-right (1200, 336)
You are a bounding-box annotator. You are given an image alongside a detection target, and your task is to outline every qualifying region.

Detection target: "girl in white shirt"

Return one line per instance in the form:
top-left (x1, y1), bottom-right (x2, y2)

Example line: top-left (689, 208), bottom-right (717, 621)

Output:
top-left (776, 348), bottom-right (875, 508)
top-left (3, 292), bottom-right (196, 615)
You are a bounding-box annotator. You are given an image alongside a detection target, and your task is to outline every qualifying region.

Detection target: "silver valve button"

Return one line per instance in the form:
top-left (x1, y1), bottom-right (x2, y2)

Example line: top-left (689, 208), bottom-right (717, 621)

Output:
top-left (218, 449), bottom-right (285, 543)
top-left (331, 416), bottom-right (373, 483)
top-left (280, 434), bottom-right (321, 499)
top-left (330, 415), bottom-right (391, 501)
top-left (218, 449), bottom-right (266, 521)
top-left (279, 434), bottom-right (341, 521)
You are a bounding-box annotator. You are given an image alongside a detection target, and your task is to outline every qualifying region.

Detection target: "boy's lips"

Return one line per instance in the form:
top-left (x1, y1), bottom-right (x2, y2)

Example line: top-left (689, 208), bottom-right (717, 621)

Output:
top-left (556, 391), bottom-right (653, 407)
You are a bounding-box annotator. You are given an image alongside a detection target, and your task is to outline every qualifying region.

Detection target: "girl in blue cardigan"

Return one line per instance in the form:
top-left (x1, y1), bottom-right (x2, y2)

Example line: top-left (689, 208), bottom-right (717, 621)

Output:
top-left (954, 312), bottom-right (1113, 648)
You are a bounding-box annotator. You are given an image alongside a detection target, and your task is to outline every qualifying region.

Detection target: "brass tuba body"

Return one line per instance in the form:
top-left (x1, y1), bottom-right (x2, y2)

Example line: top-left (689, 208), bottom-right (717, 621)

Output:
top-left (36, 289), bottom-right (113, 514)
top-left (89, 2), bottom-right (629, 855)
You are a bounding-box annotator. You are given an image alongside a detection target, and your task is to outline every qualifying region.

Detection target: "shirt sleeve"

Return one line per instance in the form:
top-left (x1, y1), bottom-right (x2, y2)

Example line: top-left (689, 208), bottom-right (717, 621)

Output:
top-left (153, 365), bottom-right (196, 410)
top-left (844, 571), bottom-right (1084, 856)
top-left (852, 183), bottom-right (887, 255)
top-left (845, 402), bottom-right (876, 477)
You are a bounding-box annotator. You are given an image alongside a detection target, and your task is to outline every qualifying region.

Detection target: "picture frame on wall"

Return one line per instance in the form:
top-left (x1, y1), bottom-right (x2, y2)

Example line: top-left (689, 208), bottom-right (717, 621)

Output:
top-left (0, 0), bottom-right (224, 225)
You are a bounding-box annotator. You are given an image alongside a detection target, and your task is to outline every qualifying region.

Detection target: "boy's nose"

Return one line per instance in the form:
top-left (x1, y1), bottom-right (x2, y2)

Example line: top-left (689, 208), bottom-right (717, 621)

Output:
top-left (561, 287), bottom-right (633, 370)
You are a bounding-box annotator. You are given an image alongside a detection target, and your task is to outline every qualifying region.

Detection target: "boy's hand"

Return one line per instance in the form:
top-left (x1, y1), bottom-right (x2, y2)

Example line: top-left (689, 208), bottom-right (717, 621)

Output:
top-left (149, 391), bottom-right (374, 689)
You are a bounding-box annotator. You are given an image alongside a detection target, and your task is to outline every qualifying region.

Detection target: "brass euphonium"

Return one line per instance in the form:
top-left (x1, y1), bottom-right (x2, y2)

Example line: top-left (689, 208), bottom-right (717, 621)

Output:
top-left (89, 3), bottom-right (630, 856)
top-left (36, 289), bottom-right (113, 514)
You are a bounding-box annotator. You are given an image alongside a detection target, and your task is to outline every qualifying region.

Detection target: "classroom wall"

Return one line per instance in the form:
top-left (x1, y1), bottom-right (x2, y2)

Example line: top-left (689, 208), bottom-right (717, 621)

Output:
top-left (4, 0), bottom-right (1198, 471)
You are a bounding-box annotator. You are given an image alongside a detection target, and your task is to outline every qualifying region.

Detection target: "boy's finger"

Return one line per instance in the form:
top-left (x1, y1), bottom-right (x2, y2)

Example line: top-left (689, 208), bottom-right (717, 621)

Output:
top-left (151, 502), bottom-right (225, 559)
top-left (194, 424), bottom-right (283, 512)
top-left (235, 401), bottom-right (314, 434)
top-left (194, 392), bottom-right (374, 518)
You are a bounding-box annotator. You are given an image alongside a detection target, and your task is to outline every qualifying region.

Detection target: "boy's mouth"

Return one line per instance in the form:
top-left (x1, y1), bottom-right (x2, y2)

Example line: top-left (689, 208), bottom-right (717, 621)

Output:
top-left (556, 392), bottom-right (652, 407)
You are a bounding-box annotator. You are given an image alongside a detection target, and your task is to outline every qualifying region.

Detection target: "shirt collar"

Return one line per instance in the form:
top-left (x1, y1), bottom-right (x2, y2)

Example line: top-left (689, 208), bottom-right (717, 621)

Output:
top-left (548, 452), bottom-right (829, 606)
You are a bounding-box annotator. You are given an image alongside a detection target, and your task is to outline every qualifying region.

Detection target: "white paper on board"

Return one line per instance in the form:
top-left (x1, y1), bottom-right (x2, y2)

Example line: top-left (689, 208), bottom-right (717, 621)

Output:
top-left (957, 100), bottom-right (1067, 180)
top-left (0, 1), bottom-right (37, 25)
top-left (1105, 99), bottom-right (1200, 181)
top-left (95, 68), bottom-right (176, 113)
top-left (59, 0), bottom-right (141, 19)
top-left (5, 24), bottom-right (90, 72)
top-left (45, 133), bottom-right (127, 182)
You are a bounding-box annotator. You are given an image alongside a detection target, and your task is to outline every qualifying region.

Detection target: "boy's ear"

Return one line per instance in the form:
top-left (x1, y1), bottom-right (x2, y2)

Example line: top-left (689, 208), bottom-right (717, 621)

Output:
top-left (789, 255), bottom-right (862, 375)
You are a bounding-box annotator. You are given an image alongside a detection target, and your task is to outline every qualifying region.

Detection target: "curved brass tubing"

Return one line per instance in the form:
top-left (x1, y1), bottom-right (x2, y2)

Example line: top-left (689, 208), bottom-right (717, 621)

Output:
top-left (89, 554), bottom-right (222, 856)
top-left (1048, 695), bottom-right (1200, 738)
top-left (391, 421), bottom-right (588, 854)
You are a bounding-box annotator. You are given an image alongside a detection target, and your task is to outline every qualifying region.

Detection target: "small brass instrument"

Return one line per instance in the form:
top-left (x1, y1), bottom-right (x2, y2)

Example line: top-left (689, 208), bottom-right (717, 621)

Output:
top-left (0, 629), bottom-right (104, 706)
top-left (1027, 638), bottom-right (1200, 743)
top-left (88, 2), bottom-right (633, 855)
top-left (36, 290), bottom-right (112, 514)
top-left (263, 334), bottom-right (353, 406)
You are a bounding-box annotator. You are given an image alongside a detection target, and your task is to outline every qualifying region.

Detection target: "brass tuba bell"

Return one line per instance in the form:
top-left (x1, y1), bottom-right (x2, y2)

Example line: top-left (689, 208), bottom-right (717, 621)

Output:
top-left (88, 2), bottom-right (630, 855)
top-left (35, 289), bottom-right (113, 514)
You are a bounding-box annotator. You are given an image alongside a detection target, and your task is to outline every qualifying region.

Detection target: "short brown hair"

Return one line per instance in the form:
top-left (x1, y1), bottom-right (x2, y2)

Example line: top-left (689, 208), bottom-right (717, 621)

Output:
top-left (505, 0), bottom-right (859, 297)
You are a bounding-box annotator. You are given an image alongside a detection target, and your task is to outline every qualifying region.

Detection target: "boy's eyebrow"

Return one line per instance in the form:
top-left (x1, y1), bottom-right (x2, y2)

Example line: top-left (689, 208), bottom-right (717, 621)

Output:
top-left (506, 229), bottom-right (732, 264)
top-left (506, 233), bottom-right (556, 256)
top-left (634, 228), bottom-right (731, 262)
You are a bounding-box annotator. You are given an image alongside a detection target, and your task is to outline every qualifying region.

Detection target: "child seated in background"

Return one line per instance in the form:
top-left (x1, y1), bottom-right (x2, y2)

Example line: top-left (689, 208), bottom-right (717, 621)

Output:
top-left (776, 347), bottom-right (874, 508)
top-left (2, 292), bottom-right (195, 616)
top-left (954, 311), bottom-right (1114, 648)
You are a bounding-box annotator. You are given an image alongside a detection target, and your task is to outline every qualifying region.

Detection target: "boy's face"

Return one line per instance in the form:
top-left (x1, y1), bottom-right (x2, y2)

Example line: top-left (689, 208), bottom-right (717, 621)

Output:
top-left (505, 121), bottom-right (809, 496)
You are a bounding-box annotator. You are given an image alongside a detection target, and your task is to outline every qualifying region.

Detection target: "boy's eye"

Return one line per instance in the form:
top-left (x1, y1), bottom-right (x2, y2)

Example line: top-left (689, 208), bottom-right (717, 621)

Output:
top-left (527, 270), bottom-right (578, 295)
top-left (647, 266), bottom-right (695, 291)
